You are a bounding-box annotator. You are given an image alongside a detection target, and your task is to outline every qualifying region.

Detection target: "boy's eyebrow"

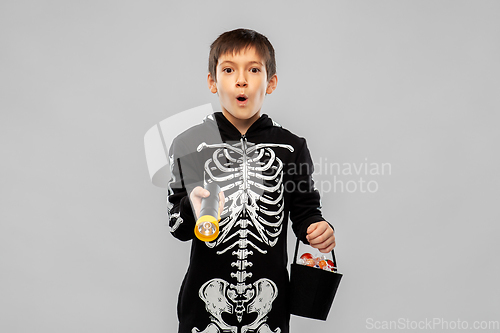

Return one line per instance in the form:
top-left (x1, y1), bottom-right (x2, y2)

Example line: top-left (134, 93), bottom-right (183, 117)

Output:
top-left (218, 60), bottom-right (264, 67)
top-left (248, 61), bottom-right (264, 66)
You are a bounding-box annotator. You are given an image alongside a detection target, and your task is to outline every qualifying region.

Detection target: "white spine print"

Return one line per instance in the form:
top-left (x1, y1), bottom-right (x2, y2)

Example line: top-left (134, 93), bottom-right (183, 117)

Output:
top-left (193, 137), bottom-right (291, 333)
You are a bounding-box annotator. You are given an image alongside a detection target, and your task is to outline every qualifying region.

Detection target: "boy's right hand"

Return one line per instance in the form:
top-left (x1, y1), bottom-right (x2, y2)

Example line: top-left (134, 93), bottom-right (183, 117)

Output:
top-left (189, 186), bottom-right (225, 220)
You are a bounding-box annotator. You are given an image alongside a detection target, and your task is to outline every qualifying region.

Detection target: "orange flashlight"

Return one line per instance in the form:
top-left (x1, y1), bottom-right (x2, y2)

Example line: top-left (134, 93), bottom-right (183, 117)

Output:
top-left (194, 182), bottom-right (221, 242)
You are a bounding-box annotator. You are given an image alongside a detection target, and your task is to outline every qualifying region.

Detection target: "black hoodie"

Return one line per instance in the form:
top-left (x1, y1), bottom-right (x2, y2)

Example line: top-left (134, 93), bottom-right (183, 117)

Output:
top-left (167, 112), bottom-right (328, 333)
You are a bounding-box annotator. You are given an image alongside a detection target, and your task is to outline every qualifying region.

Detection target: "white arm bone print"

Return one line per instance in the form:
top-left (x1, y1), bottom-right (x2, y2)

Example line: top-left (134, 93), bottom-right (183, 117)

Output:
top-left (193, 138), bottom-right (292, 332)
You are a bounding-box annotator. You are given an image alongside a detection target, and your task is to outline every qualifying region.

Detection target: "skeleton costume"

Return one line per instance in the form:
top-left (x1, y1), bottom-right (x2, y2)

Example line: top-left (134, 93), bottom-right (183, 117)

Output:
top-left (167, 112), bottom-right (330, 333)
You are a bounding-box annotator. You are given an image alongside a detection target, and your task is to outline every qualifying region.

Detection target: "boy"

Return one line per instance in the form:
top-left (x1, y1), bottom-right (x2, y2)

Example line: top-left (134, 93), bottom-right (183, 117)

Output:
top-left (167, 28), bottom-right (335, 333)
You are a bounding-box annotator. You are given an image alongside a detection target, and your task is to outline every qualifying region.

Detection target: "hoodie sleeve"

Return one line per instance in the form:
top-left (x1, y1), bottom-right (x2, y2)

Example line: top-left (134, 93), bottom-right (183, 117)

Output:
top-left (289, 138), bottom-right (334, 244)
top-left (166, 137), bottom-right (203, 241)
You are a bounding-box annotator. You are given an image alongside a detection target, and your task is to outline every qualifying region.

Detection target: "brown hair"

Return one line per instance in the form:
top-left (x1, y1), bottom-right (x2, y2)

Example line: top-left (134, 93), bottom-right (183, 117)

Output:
top-left (208, 28), bottom-right (276, 82)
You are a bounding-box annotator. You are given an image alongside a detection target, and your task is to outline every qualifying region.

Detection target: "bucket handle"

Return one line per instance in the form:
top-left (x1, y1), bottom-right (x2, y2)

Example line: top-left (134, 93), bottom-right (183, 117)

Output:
top-left (293, 237), bottom-right (338, 271)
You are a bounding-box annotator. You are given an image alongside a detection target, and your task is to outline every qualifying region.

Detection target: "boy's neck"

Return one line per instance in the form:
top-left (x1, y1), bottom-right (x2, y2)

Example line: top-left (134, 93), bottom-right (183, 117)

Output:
top-left (222, 109), bottom-right (261, 135)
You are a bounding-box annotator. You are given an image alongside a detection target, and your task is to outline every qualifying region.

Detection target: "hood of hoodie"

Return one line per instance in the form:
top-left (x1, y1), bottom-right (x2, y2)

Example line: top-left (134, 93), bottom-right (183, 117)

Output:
top-left (202, 112), bottom-right (275, 142)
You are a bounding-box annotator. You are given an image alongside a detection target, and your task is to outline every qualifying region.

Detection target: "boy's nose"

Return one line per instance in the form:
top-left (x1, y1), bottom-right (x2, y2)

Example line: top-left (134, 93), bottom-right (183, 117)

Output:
top-left (236, 76), bottom-right (247, 87)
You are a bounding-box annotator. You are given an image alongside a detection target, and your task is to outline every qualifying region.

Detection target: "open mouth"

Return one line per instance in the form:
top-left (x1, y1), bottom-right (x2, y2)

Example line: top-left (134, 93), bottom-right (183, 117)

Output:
top-left (236, 94), bottom-right (248, 106)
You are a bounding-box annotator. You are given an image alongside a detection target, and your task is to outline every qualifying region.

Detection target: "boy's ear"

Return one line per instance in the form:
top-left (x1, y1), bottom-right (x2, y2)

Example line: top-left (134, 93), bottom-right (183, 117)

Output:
top-left (207, 73), bottom-right (217, 94)
top-left (266, 74), bottom-right (278, 94)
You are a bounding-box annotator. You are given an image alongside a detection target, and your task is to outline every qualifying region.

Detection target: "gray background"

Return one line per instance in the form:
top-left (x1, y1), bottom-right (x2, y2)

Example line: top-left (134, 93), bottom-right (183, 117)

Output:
top-left (1, 0), bottom-right (499, 332)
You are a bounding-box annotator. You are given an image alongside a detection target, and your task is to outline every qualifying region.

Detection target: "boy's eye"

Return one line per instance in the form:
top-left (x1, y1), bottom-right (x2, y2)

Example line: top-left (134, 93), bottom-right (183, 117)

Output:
top-left (223, 68), bottom-right (233, 73)
top-left (250, 68), bottom-right (260, 73)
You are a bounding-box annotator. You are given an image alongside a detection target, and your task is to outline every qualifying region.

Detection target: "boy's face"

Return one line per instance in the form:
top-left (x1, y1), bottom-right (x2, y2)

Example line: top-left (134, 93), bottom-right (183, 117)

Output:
top-left (208, 47), bottom-right (277, 127)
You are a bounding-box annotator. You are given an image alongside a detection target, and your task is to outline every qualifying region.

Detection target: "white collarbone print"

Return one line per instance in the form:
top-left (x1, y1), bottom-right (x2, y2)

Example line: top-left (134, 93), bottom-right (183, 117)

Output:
top-left (192, 137), bottom-right (293, 333)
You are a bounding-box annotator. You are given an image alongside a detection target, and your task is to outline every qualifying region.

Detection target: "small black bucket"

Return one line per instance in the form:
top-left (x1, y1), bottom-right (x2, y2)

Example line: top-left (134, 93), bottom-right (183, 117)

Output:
top-left (289, 238), bottom-right (343, 321)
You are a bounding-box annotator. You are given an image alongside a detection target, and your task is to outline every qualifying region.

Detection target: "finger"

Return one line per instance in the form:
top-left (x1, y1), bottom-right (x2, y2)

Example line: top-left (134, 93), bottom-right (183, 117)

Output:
top-left (308, 224), bottom-right (328, 239)
top-left (308, 225), bottom-right (333, 243)
top-left (315, 238), bottom-right (336, 253)
top-left (306, 223), bottom-right (318, 235)
top-left (320, 238), bottom-right (336, 251)
top-left (189, 186), bottom-right (201, 198)
top-left (218, 191), bottom-right (225, 216)
top-left (310, 234), bottom-right (335, 249)
top-left (308, 221), bottom-right (333, 239)
top-left (323, 240), bottom-right (336, 252)
top-left (191, 186), bottom-right (208, 199)
top-left (306, 223), bottom-right (321, 242)
top-left (190, 186), bottom-right (200, 202)
top-left (318, 244), bottom-right (335, 253)
top-left (309, 235), bottom-right (330, 247)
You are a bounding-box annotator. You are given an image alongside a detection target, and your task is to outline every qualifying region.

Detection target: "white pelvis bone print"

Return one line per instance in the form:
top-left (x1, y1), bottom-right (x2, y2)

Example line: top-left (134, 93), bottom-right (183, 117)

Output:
top-left (192, 138), bottom-right (293, 333)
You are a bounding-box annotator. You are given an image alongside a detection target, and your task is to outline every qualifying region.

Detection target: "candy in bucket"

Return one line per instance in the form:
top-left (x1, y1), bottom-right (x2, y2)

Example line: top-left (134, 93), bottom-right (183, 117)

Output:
top-left (296, 252), bottom-right (337, 272)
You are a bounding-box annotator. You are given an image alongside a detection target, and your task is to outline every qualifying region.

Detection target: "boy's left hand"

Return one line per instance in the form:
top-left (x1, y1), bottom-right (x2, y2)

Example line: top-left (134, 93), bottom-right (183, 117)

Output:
top-left (306, 221), bottom-right (336, 253)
